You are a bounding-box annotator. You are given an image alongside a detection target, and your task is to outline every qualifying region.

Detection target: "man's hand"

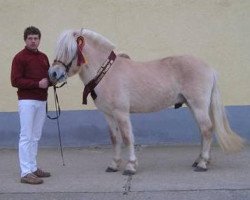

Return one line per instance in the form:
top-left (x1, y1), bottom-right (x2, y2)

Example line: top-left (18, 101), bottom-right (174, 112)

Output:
top-left (39, 78), bottom-right (49, 89)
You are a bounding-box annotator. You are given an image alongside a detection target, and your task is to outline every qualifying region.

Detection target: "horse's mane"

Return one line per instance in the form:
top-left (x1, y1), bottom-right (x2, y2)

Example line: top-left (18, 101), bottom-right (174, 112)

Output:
top-left (82, 29), bottom-right (115, 51)
top-left (55, 29), bottom-right (115, 62)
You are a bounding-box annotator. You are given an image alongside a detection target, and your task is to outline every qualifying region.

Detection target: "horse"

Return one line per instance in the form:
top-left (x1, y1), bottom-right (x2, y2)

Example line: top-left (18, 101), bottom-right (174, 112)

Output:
top-left (48, 28), bottom-right (244, 175)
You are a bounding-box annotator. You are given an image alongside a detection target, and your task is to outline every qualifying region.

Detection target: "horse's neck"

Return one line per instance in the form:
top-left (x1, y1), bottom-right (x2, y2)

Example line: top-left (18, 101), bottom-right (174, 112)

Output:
top-left (80, 46), bottom-right (112, 85)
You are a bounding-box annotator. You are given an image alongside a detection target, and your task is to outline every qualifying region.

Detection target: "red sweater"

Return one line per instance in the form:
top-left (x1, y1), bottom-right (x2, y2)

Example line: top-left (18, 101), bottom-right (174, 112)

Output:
top-left (11, 47), bottom-right (50, 101)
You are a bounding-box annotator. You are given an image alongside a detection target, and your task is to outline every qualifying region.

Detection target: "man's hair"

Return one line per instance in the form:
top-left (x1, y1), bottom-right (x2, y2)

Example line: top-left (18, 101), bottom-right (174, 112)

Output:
top-left (23, 26), bottom-right (41, 40)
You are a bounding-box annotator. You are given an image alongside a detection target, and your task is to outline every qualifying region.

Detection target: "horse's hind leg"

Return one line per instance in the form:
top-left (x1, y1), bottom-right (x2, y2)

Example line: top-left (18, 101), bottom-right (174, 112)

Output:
top-left (104, 114), bottom-right (122, 172)
top-left (114, 111), bottom-right (138, 175)
top-left (188, 102), bottom-right (213, 172)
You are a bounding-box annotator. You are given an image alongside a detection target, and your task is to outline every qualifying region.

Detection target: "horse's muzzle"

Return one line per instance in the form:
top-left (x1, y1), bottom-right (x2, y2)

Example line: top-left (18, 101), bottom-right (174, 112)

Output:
top-left (48, 68), bottom-right (66, 84)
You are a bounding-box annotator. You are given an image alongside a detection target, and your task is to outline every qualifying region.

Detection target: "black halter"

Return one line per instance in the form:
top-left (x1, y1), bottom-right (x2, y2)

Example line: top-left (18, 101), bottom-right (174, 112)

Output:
top-left (53, 54), bottom-right (76, 73)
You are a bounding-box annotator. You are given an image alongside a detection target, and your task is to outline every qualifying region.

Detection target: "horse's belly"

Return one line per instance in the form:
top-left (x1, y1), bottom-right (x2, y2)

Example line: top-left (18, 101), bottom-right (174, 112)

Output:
top-left (129, 94), bottom-right (180, 113)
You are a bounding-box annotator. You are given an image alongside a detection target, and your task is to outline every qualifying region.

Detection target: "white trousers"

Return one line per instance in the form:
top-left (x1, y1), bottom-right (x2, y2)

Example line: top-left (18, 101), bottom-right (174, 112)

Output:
top-left (18, 100), bottom-right (46, 177)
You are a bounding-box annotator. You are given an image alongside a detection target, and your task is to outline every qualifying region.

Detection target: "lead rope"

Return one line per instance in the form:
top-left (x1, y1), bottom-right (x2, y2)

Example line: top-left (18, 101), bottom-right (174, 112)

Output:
top-left (47, 85), bottom-right (66, 166)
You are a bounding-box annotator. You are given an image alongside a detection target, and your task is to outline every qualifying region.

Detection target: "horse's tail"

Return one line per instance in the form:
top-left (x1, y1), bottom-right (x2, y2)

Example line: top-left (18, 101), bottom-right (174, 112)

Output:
top-left (210, 71), bottom-right (244, 153)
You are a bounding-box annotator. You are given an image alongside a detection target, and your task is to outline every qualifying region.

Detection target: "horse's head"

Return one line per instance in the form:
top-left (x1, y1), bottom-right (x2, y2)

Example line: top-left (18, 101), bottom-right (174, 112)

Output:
top-left (49, 29), bottom-right (116, 85)
top-left (48, 30), bottom-right (85, 84)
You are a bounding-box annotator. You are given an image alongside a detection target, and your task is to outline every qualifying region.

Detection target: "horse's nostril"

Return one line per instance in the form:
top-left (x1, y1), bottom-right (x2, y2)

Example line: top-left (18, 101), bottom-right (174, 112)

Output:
top-left (52, 72), bottom-right (57, 78)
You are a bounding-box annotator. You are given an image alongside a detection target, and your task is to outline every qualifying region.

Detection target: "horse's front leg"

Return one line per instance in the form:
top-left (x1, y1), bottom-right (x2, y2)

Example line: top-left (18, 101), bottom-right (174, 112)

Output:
top-left (104, 114), bottom-right (123, 172)
top-left (115, 112), bottom-right (138, 175)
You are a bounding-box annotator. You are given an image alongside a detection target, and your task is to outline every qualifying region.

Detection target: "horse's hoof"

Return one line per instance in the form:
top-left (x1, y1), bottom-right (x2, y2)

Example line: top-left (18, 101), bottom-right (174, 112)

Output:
top-left (123, 170), bottom-right (135, 176)
top-left (192, 162), bottom-right (198, 168)
top-left (106, 167), bottom-right (118, 172)
top-left (194, 166), bottom-right (207, 172)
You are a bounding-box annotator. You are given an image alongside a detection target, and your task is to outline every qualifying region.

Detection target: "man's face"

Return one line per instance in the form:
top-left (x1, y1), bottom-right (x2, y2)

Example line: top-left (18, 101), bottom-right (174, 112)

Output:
top-left (25, 34), bottom-right (40, 51)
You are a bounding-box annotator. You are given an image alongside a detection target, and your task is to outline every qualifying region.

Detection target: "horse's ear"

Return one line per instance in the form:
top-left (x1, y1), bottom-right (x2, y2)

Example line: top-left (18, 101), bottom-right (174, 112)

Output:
top-left (76, 36), bottom-right (85, 47)
top-left (76, 35), bottom-right (87, 66)
top-left (73, 31), bottom-right (85, 46)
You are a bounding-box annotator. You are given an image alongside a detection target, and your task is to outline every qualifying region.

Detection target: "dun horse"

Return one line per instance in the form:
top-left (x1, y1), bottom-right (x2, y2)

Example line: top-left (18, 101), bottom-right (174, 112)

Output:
top-left (48, 29), bottom-right (244, 175)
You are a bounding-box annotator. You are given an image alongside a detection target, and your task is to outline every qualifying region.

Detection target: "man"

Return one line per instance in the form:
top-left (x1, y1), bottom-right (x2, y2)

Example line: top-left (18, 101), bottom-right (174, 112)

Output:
top-left (11, 26), bottom-right (51, 184)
